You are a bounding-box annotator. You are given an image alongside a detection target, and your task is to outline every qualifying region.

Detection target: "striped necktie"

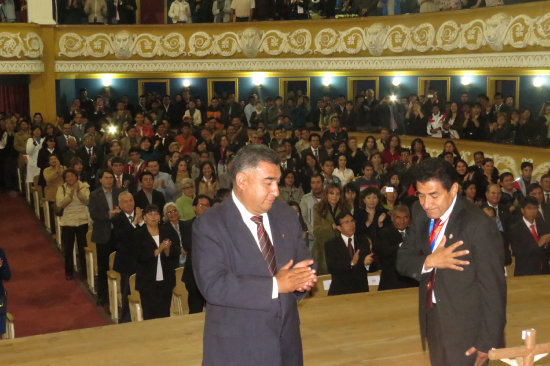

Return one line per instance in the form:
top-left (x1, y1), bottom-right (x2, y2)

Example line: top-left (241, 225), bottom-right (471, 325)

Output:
top-left (251, 215), bottom-right (277, 275)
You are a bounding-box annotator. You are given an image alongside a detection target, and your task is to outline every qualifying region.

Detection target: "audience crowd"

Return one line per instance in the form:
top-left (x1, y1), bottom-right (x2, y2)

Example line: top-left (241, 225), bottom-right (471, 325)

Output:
top-left (0, 0), bottom-right (531, 24)
top-left (1, 85), bottom-right (550, 320)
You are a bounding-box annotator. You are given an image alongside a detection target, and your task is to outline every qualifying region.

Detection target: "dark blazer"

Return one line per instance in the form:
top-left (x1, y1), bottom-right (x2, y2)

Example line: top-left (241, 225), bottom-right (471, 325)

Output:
top-left (509, 220), bottom-right (550, 276)
top-left (536, 203), bottom-right (550, 233)
top-left (481, 203), bottom-right (513, 265)
top-left (193, 197), bottom-right (312, 366)
top-left (112, 211), bottom-right (139, 275)
top-left (179, 218), bottom-right (195, 284)
top-left (89, 187), bottom-right (122, 244)
top-left (301, 146), bottom-right (328, 164)
top-left (113, 172), bottom-right (136, 194)
top-left (324, 233), bottom-right (375, 295)
top-left (133, 189), bottom-right (166, 210)
top-left (396, 196), bottom-right (506, 357)
top-left (134, 225), bottom-right (180, 293)
top-left (374, 225), bottom-right (419, 291)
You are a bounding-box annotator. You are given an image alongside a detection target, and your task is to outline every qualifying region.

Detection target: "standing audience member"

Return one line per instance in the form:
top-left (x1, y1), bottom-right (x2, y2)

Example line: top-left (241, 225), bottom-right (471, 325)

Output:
top-left (300, 174), bottom-right (324, 251)
top-left (25, 126), bottom-right (43, 185)
top-left (134, 171), bottom-right (166, 210)
top-left (325, 212), bottom-right (376, 296)
top-left (56, 169), bottom-right (90, 280)
top-left (0, 247), bottom-right (11, 339)
top-left (278, 170), bottom-right (304, 203)
top-left (175, 178), bottom-right (196, 221)
top-left (508, 196), bottom-right (550, 276)
top-left (135, 204), bottom-right (180, 319)
top-left (313, 183), bottom-right (348, 275)
top-left (181, 195), bottom-right (212, 313)
top-left (84, 0), bottom-right (108, 23)
top-left (168, 0), bottom-right (192, 23)
top-left (375, 205), bottom-right (419, 291)
top-left (89, 169), bottom-right (122, 307)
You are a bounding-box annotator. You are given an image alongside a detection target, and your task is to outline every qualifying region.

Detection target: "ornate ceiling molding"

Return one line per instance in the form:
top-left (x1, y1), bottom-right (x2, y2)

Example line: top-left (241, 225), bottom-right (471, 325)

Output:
top-left (0, 31), bottom-right (43, 58)
top-left (56, 12), bottom-right (550, 59)
top-left (55, 51), bottom-right (550, 72)
top-left (0, 60), bottom-right (44, 73)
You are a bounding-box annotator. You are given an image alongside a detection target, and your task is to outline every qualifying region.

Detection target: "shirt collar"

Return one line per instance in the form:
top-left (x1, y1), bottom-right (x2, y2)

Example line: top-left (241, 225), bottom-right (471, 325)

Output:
top-left (232, 191), bottom-right (262, 222)
top-left (523, 216), bottom-right (536, 229)
top-left (340, 233), bottom-right (354, 244)
top-left (439, 195), bottom-right (457, 222)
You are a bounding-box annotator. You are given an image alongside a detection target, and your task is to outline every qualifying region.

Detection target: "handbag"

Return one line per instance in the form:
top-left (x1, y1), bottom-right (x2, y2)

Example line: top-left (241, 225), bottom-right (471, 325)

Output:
top-left (0, 290), bottom-right (7, 316)
top-left (53, 185), bottom-right (66, 217)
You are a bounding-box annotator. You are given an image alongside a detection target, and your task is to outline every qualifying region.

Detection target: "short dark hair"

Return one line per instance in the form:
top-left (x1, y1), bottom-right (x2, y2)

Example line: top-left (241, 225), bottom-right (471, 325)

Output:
top-left (521, 162), bottom-right (533, 170)
top-left (500, 172), bottom-right (514, 181)
top-left (98, 169), bottom-right (114, 179)
top-left (230, 144), bottom-right (279, 182)
top-left (309, 133), bottom-right (320, 141)
top-left (129, 147), bottom-right (140, 155)
top-left (520, 196), bottom-right (539, 209)
top-left (193, 194), bottom-right (212, 206)
top-left (111, 157), bottom-right (125, 165)
top-left (62, 168), bottom-right (78, 181)
top-left (527, 183), bottom-right (542, 195)
top-left (416, 158), bottom-right (457, 191)
top-left (143, 204), bottom-right (160, 216)
top-left (310, 173), bottom-right (324, 183)
top-left (140, 171), bottom-right (154, 182)
top-left (482, 158), bottom-right (494, 166)
top-left (335, 211), bottom-right (353, 226)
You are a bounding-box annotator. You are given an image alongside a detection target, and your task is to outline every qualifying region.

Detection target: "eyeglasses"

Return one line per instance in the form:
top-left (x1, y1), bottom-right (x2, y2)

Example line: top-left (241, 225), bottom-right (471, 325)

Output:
top-left (166, 210), bottom-right (178, 215)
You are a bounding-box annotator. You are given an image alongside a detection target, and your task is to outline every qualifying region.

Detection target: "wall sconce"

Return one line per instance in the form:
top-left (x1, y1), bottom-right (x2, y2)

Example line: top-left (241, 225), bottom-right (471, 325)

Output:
top-left (101, 74), bottom-right (113, 87)
top-left (533, 76), bottom-right (544, 88)
top-left (392, 77), bottom-right (401, 87)
top-left (182, 79), bottom-right (191, 88)
top-left (461, 75), bottom-right (472, 86)
top-left (252, 72), bottom-right (265, 86)
top-left (322, 76), bottom-right (332, 87)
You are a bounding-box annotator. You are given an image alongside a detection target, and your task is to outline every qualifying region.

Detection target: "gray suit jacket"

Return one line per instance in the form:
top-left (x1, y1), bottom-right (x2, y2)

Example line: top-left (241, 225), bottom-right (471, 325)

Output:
top-left (89, 186), bottom-right (122, 244)
top-left (396, 196), bottom-right (506, 361)
top-left (193, 197), bottom-right (312, 366)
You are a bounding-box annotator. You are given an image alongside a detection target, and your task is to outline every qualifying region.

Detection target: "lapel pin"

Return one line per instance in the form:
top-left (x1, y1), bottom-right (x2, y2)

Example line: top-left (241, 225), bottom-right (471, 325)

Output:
top-left (282, 233), bottom-right (285, 239)
top-left (449, 234), bottom-right (453, 240)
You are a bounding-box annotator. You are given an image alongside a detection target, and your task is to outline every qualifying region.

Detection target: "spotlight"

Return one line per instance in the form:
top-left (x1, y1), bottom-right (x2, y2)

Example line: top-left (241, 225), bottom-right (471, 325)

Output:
top-left (533, 77), bottom-right (544, 88)
top-left (392, 77), bottom-right (401, 86)
top-left (252, 72), bottom-right (265, 86)
top-left (182, 79), bottom-right (191, 88)
top-left (390, 95), bottom-right (397, 102)
top-left (101, 74), bottom-right (113, 87)
top-left (461, 75), bottom-right (472, 86)
top-left (322, 76), bottom-right (332, 87)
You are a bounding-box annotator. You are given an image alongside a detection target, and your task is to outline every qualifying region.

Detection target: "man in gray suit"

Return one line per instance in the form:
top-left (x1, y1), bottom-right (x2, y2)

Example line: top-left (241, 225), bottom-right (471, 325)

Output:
top-left (89, 169), bottom-right (122, 307)
top-left (193, 144), bottom-right (317, 366)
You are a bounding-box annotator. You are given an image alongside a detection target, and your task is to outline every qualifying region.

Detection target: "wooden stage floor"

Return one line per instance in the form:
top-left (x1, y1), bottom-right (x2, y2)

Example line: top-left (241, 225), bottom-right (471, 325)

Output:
top-left (2, 276), bottom-right (550, 365)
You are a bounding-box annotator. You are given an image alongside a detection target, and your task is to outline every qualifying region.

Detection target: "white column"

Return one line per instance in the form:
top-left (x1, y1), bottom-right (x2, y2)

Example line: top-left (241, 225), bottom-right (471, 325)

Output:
top-left (27, 0), bottom-right (56, 25)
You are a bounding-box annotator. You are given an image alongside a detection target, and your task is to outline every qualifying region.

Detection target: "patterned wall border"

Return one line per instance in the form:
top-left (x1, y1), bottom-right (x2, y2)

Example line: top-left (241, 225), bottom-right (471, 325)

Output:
top-left (0, 60), bottom-right (44, 73)
top-left (56, 12), bottom-right (550, 59)
top-left (54, 51), bottom-right (550, 73)
top-left (0, 31), bottom-right (43, 58)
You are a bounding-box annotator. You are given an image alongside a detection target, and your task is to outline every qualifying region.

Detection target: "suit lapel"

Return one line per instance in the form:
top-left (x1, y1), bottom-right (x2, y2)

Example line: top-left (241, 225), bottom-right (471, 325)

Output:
top-left (443, 197), bottom-right (465, 247)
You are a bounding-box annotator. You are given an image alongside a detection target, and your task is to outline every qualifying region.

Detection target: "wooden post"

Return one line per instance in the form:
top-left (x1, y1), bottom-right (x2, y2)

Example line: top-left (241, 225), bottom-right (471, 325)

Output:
top-left (489, 329), bottom-right (550, 366)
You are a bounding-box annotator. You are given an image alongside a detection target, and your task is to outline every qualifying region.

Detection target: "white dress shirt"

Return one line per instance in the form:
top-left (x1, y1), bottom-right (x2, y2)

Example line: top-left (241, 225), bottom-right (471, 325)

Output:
top-left (422, 195), bottom-right (457, 303)
top-left (232, 191), bottom-right (278, 298)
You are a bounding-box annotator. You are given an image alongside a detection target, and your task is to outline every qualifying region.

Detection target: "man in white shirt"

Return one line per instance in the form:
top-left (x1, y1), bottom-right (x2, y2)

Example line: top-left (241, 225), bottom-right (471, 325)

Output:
top-left (427, 105), bottom-right (446, 138)
top-left (540, 173), bottom-right (550, 205)
top-left (193, 144), bottom-right (316, 365)
top-left (397, 158), bottom-right (506, 366)
top-left (168, 0), bottom-right (192, 24)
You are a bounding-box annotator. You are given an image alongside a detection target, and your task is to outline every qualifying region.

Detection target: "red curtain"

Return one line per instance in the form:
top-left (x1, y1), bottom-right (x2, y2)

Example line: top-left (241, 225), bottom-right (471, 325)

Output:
top-left (140, 1), bottom-right (165, 24)
top-left (0, 84), bottom-right (29, 116)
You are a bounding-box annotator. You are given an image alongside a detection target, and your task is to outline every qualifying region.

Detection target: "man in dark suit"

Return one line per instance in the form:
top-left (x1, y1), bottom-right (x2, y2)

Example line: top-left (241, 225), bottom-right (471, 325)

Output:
top-left (509, 196), bottom-right (550, 276)
top-left (77, 133), bottom-right (104, 191)
top-left (193, 144), bottom-right (316, 366)
top-left (324, 211), bottom-right (375, 296)
top-left (181, 195), bottom-right (212, 314)
top-left (375, 205), bottom-right (419, 291)
top-left (89, 169), bottom-right (123, 307)
top-left (112, 157), bottom-right (135, 194)
top-left (300, 133), bottom-right (328, 164)
top-left (133, 171), bottom-right (166, 210)
top-left (397, 158), bottom-right (506, 366)
top-left (223, 93), bottom-right (242, 124)
top-left (112, 191), bottom-right (142, 323)
top-left (483, 183), bottom-right (513, 265)
top-left (276, 145), bottom-right (298, 175)
top-left (527, 183), bottom-right (550, 233)
top-left (56, 123), bottom-right (73, 153)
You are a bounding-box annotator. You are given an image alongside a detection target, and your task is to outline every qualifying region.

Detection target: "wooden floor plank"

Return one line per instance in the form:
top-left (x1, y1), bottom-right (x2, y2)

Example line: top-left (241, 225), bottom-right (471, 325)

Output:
top-left (2, 276), bottom-right (549, 365)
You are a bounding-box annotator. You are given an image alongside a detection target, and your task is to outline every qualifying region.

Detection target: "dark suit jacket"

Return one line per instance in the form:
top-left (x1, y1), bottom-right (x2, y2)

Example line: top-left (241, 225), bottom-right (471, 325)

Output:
top-left (113, 172), bottom-right (136, 194)
top-left (509, 220), bottom-right (550, 276)
top-left (193, 197), bottom-right (312, 366)
top-left (374, 225), bottom-right (419, 291)
top-left (112, 211), bottom-right (139, 275)
top-left (481, 203), bottom-right (513, 265)
top-left (89, 187), bottom-right (122, 244)
top-left (396, 196), bottom-right (506, 357)
top-left (134, 225), bottom-right (180, 293)
top-left (301, 146), bottom-right (328, 164)
top-left (324, 233), bottom-right (375, 295)
top-left (133, 189), bottom-right (166, 210)
top-left (537, 203), bottom-right (550, 233)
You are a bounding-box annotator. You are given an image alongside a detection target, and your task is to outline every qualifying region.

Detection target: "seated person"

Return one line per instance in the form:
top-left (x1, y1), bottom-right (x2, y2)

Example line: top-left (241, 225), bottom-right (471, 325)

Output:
top-left (324, 212), bottom-right (376, 296)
